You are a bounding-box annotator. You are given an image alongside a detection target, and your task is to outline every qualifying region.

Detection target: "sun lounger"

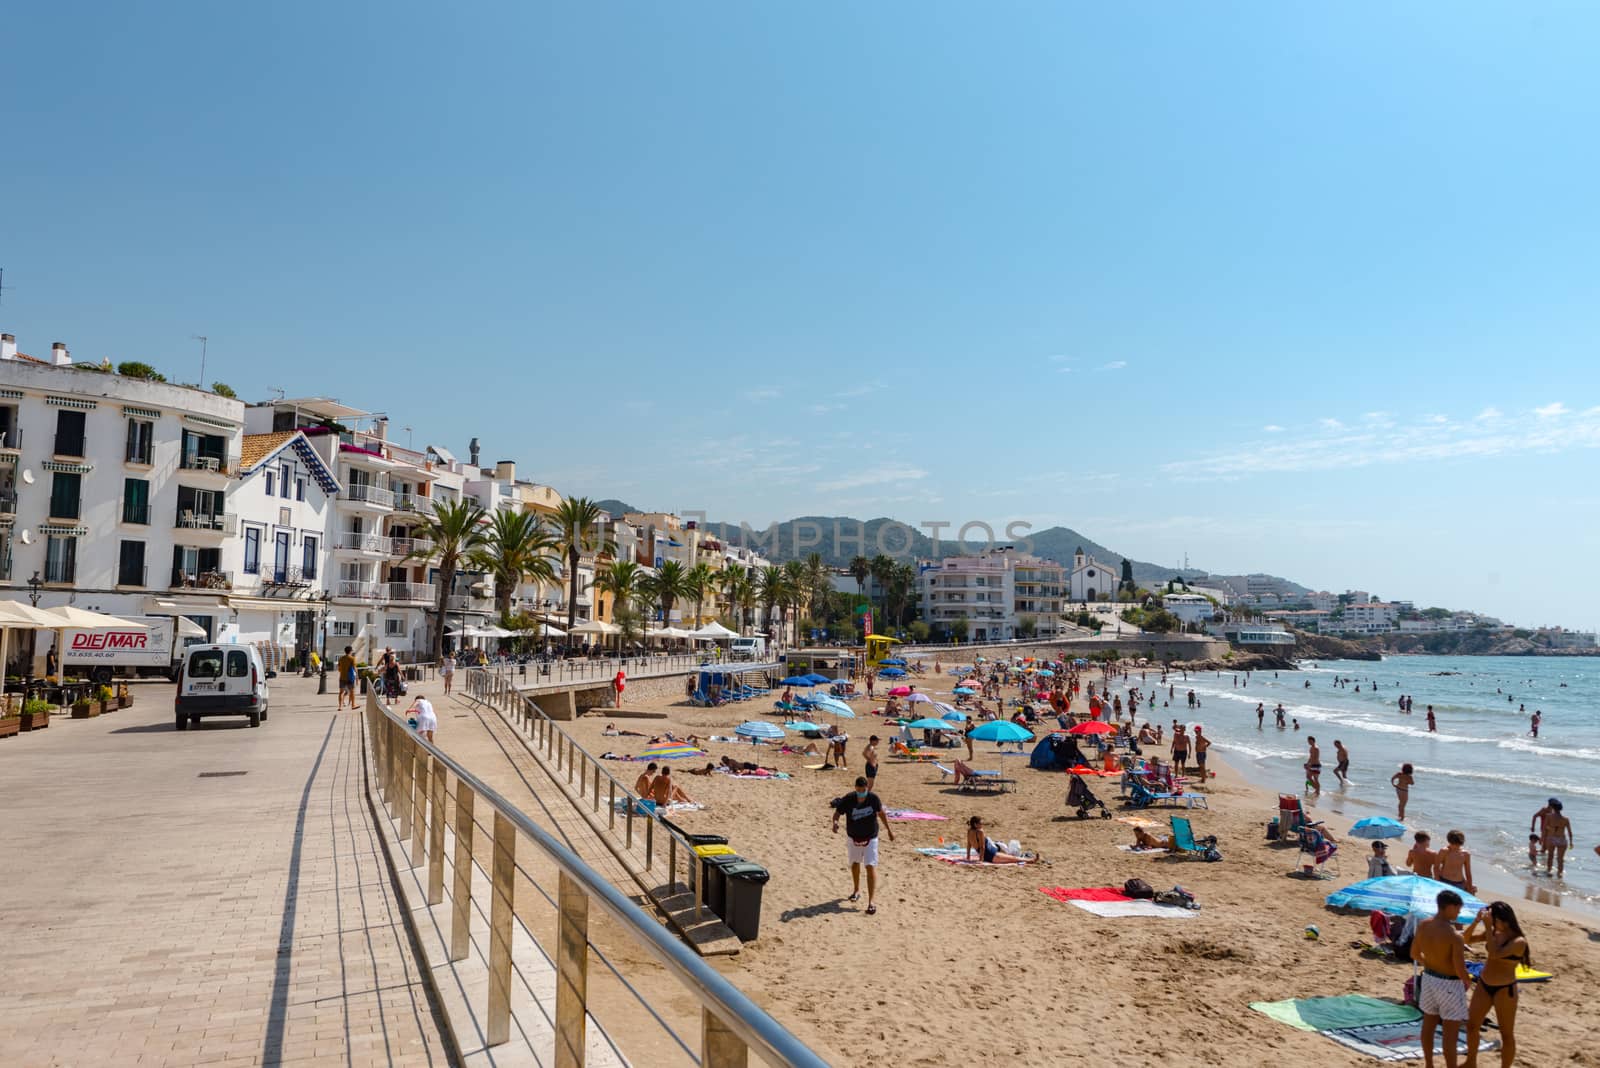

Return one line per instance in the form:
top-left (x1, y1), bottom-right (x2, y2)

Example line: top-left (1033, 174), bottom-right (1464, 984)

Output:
top-left (1127, 779), bottom-right (1208, 809)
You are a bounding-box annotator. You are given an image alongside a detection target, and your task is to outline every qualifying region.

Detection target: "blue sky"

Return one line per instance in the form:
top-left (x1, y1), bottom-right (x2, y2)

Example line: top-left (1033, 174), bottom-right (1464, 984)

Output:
top-left (3, 3), bottom-right (1597, 627)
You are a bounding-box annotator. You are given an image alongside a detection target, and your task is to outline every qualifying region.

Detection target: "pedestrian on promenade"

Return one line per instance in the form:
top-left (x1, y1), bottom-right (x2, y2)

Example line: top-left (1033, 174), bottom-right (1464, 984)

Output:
top-left (407, 695), bottom-right (437, 742)
top-left (337, 646), bottom-right (357, 710)
top-left (441, 652), bottom-right (455, 694)
top-left (831, 776), bottom-right (893, 915)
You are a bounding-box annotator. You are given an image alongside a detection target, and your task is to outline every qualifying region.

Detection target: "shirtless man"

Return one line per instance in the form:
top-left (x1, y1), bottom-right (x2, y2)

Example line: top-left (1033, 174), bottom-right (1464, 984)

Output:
top-left (650, 766), bottom-right (693, 805)
top-left (1332, 740), bottom-right (1351, 786)
top-left (1169, 725), bottom-right (1190, 775)
top-left (1192, 727), bottom-right (1211, 779)
top-left (1435, 830), bottom-right (1475, 894)
top-left (1412, 890), bottom-right (1472, 1068)
top-left (1539, 799), bottom-right (1574, 878)
top-left (1304, 736), bottom-right (1323, 793)
top-left (1406, 831), bottom-right (1437, 879)
top-left (634, 761), bottom-right (659, 798)
top-left (862, 735), bottom-right (881, 792)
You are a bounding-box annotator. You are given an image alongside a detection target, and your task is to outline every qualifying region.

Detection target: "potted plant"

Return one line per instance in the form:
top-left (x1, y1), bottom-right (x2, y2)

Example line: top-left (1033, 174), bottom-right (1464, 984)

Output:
top-left (0, 698), bottom-right (19, 739)
top-left (71, 696), bottom-right (95, 719)
top-left (20, 697), bottom-right (51, 731)
top-left (97, 685), bottom-right (115, 715)
top-left (118, 683), bottom-right (131, 708)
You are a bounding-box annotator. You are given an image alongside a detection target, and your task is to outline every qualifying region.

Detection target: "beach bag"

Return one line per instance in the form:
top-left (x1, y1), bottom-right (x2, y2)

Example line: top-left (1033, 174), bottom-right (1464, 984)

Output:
top-left (1201, 845), bottom-right (1223, 863)
top-left (1265, 817), bottom-right (1280, 841)
top-left (1123, 878), bottom-right (1154, 899)
top-left (1402, 975), bottom-right (1417, 1007)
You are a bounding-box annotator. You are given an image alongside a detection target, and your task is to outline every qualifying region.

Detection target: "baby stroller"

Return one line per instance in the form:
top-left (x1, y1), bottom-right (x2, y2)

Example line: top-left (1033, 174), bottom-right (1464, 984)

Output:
top-left (1067, 773), bottom-right (1112, 820)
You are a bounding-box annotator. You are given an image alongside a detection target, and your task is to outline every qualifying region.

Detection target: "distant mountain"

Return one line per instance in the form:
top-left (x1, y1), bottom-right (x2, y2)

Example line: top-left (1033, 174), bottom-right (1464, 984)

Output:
top-left (593, 499), bottom-right (640, 516)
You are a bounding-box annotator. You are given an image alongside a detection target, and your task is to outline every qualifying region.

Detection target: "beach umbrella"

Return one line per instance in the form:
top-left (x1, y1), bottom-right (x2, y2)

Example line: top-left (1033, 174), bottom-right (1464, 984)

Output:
top-left (779, 675), bottom-right (816, 687)
top-left (904, 717), bottom-right (955, 731)
top-left (1067, 721), bottom-right (1116, 736)
top-left (887, 686), bottom-right (912, 697)
top-left (1348, 817), bottom-right (1407, 840)
top-left (878, 667), bottom-right (906, 678)
top-left (812, 697), bottom-right (857, 719)
top-left (939, 708), bottom-right (968, 723)
top-left (1325, 875), bottom-right (1487, 921)
top-left (969, 720), bottom-right (1033, 743)
top-left (1036, 669), bottom-right (1055, 677)
top-left (735, 721), bottom-right (786, 741)
top-left (803, 673), bottom-right (833, 685)
top-left (640, 743), bottom-right (707, 759)
top-left (905, 692), bottom-right (932, 705)
top-left (783, 721), bottom-right (823, 733)
top-left (879, 657), bottom-right (906, 666)
top-left (953, 686), bottom-right (977, 695)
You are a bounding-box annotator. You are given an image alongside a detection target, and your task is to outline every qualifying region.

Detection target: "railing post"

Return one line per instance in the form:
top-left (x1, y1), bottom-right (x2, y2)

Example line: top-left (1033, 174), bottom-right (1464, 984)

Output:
top-left (567, 737), bottom-right (575, 784)
top-left (702, 1008), bottom-right (749, 1068)
top-left (397, 731), bottom-right (413, 841)
top-left (608, 781), bottom-right (616, 829)
top-left (411, 742), bottom-right (428, 867)
top-left (554, 873), bottom-right (590, 1068)
top-left (669, 834), bottom-right (677, 890)
top-left (487, 812), bottom-right (516, 1047)
top-left (428, 755), bottom-right (447, 905)
top-left (451, 782), bottom-right (474, 962)
top-left (645, 814), bottom-right (654, 870)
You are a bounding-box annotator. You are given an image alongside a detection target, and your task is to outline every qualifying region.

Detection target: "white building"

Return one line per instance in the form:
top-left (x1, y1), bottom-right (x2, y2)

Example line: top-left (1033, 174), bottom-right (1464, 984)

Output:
top-left (1, 333), bottom-right (245, 668)
top-left (1163, 592), bottom-right (1215, 626)
top-left (1306, 591), bottom-right (1338, 612)
top-left (1067, 547), bottom-right (1119, 602)
top-left (918, 549), bottom-right (1065, 640)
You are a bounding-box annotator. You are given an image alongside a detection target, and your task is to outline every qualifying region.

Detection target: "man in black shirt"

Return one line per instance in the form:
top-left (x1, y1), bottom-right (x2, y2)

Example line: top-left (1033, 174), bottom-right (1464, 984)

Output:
top-left (831, 776), bottom-right (894, 915)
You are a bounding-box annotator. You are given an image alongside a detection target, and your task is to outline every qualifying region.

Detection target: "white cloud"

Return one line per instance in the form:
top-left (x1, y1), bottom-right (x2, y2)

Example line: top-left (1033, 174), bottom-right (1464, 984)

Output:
top-left (1098, 360), bottom-right (1128, 370)
top-left (1049, 354), bottom-right (1073, 364)
top-left (1425, 414), bottom-right (1449, 425)
top-left (816, 464), bottom-right (929, 492)
top-left (1056, 366), bottom-right (1073, 374)
top-left (839, 381), bottom-right (886, 398)
top-left (810, 403), bottom-right (845, 414)
top-left (1163, 405), bottom-right (1600, 479)
top-left (1319, 417), bottom-right (1344, 430)
top-left (1533, 402), bottom-right (1568, 418)
top-left (1475, 407), bottom-right (1502, 421)
top-left (1262, 424), bottom-right (1285, 433)
top-left (742, 387), bottom-right (781, 402)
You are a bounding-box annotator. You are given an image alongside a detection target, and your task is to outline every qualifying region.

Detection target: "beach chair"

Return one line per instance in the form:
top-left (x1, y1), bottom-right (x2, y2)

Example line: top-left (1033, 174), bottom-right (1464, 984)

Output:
top-left (1292, 822), bottom-right (1340, 878)
top-left (1168, 815), bottom-right (1220, 860)
top-left (1127, 778), bottom-right (1208, 810)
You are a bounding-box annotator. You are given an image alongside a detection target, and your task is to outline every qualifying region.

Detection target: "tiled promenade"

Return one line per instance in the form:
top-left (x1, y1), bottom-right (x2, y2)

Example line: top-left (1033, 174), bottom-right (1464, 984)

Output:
top-left (0, 676), bottom-right (453, 1067)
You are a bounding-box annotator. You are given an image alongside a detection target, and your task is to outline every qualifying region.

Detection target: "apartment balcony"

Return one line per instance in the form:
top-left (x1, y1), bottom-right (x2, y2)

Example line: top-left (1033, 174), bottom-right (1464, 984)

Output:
top-left (335, 580), bottom-right (386, 601)
top-left (445, 593), bottom-right (492, 612)
top-left (179, 454), bottom-right (233, 485)
top-left (0, 494), bottom-right (15, 525)
top-left (344, 484), bottom-right (394, 511)
top-left (171, 569), bottom-right (233, 592)
top-left (174, 511), bottom-right (238, 542)
top-left (262, 566), bottom-right (315, 590)
top-left (387, 581), bottom-right (435, 604)
top-left (333, 530), bottom-right (389, 555)
top-left (392, 492), bottom-right (427, 514)
top-left (121, 501), bottom-right (152, 526)
top-left (387, 536), bottom-right (433, 559)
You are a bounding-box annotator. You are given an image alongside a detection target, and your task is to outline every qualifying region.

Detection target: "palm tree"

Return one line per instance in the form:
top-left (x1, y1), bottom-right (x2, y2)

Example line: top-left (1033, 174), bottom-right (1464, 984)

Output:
top-left (406, 498), bottom-right (489, 662)
top-left (476, 510), bottom-right (558, 622)
top-left (737, 575), bottom-right (758, 634)
top-left (782, 560), bottom-right (808, 646)
top-left (553, 497), bottom-right (617, 648)
top-left (887, 561), bottom-right (917, 627)
top-left (643, 560), bottom-right (692, 628)
top-left (685, 562), bottom-right (718, 626)
top-left (803, 552), bottom-right (830, 621)
top-left (718, 567), bottom-right (748, 631)
top-left (849, 555), bottom-right (870, 600)
top-left (594, 559), bottom-right (644, 616)
top-left (869, 553), bottom-right (896, 621)
top-left (756, 565), bottom-right (787, 644)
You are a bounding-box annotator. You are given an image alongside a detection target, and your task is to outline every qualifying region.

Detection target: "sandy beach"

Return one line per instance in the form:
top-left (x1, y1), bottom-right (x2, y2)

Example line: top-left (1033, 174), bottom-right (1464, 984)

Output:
top-left (515, 652), bottom-right (1600, 1067)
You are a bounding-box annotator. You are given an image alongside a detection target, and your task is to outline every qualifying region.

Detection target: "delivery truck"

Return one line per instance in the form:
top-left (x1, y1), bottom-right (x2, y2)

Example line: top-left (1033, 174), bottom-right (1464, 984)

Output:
top-left (57, 615), bottom-right (187, 683)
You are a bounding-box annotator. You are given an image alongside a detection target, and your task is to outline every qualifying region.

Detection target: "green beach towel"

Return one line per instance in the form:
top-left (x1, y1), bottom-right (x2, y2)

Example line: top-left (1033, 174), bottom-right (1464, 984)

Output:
top-left (1249, 995), bottom-right (1421, 1032)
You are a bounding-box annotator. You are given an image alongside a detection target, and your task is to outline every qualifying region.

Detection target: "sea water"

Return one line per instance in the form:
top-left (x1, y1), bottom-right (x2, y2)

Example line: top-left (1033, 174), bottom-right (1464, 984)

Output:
top-left (1153, 655), bottom-right (1598, 914)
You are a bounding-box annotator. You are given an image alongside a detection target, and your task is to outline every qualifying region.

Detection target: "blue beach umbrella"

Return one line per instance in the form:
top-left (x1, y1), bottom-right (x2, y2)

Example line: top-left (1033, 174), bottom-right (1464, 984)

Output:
top-left (953, 686), bottom-right (977, 695)
top-left (1325, 875), bottom-right (1487, 921)
top-left (969, 720), bottom-right (1033, 743)
top-left (735, 720), bottom-right (786, 741)
top-left (779, 675), bottom-right (816, 687)
top-left (1348, 817), bottom-right (1407, 840)
top-left (783, 721), bottom-right (823, 733)
top-left (812, 697), bottom-right (857, 719)
top-left (878, 667), bottom-right (906, 678)
top-left (1036, 669), bottom-right (1055, 677)
top-left (879, 657), bottom-right (906, 666)
top-left (905, 717), bottom-right (955, 731)
top-left (804, 673), bottom-right (833, 685)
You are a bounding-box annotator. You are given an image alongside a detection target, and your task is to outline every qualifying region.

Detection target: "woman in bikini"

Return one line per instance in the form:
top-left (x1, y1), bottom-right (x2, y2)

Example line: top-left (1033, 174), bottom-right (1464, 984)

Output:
top-left (1463, 901), bottom-right (1529, 1068)
top-left (965, 816), bottom-right (1026, 864)
top-left (1390, 763), bottom-right (1415, 821)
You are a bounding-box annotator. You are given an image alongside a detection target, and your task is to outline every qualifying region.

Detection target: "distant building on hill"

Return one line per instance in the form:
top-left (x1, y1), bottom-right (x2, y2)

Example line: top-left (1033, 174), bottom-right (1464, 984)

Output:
top-left (919, 548), bottom-right (1065, 641)
top-left (1067, 547), bottom-right (1118, 602)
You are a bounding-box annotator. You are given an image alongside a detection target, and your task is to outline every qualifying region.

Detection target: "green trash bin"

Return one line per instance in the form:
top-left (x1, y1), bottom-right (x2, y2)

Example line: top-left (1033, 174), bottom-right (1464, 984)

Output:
top-left (720, 861), bottom-right (771, 942)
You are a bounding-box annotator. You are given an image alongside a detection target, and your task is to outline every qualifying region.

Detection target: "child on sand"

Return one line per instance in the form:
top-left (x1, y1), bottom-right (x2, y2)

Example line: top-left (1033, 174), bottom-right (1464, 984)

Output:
top-left (1406, 831), bottom-right (1436, 879)
top-left (1435, 830), bottom-right (1476, 894)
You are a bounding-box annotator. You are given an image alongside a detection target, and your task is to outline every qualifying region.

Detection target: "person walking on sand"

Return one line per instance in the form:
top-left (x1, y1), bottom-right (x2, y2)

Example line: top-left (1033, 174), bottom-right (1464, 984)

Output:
top-left (1304, 736), bottom-right (1323, 793)
top-left (1413, 890), bottom-right (1472, 1068)
top-left (1463, 901), bottom-right (1530, 1068)
top-left (1333, 739), bottom-right (1351, 786)
top-left (831, 776), bottom-right (894, 915)
top-left (862, 735), bottom-right (881, 792)
top-left (1392, 763), bottom-right (1415, 821)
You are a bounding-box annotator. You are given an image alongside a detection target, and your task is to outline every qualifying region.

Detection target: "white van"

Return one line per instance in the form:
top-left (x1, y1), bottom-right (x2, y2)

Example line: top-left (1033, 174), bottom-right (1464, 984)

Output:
top-left (729, 636), bottom-right (766, 661)
top-left (175, 644), bottom-right (271, 729)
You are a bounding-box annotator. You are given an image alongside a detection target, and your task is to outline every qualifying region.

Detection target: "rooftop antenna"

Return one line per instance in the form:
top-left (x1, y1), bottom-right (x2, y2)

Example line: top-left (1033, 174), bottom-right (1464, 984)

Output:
top-left (191, 335), bottom-right (208, 385)
top-left (267, 386), bottom-right (285, 401)
top-left (403, 425), bottom-right (413, 448)
top-left (0, 267), bottom-right (9, 306)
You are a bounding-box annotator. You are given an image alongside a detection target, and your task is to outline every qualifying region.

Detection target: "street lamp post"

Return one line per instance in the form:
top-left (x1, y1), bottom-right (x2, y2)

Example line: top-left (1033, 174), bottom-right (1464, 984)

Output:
top-left (28, 570), bottom-right (42, 607)
top-left (316, 592), bottom-right (332, 695)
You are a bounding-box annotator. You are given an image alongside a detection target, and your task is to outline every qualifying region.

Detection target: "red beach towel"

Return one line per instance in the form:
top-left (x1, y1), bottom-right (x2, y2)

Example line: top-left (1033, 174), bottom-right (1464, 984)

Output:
top-left (1038, 887), bottom-right (1131, 903)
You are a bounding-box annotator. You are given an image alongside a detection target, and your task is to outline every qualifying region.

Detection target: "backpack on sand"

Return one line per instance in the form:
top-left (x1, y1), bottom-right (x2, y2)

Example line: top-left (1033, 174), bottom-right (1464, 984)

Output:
top-left (1122, 878), bottom-right (1154, 899)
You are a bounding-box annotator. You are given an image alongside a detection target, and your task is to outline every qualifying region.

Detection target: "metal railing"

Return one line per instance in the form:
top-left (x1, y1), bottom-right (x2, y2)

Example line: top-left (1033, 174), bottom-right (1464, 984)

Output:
top-left (335, 530), bottom-right (388, 553)
top-left (347, 483), bottom-right (395, 508)
top-left (488, 653), bottom-right (726, 688)
top-left (121, 500), bottom-right (151, 524)
top-left (336, 579), bottom-right (384, 600)
top-left (388, 535), bottom-right (434, 557)
top-left (171, 568), bottom-right (233, 590)
top-left (175, 510), bottom-right (238, 534)
top-left (387, 580), bottom-right (434, 603)
top-left (180, 454), bottom-right (230, 474)
top-left (364, 684), bottom-right (825, 1067)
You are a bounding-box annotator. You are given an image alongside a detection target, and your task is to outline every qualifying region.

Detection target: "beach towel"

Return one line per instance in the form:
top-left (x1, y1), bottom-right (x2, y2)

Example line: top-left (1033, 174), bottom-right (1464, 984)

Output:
top-left (1116, 844), bottom-right (1166, 854)
top-left (1249, 996), bottom-right (1420, 1033)
top-left (1115, 816), bottom-right (1162, 829)
top-left (886, 810), bottom-right (948, 821)
top-left (914, 845), bottom-right (1030, 867)
top-left (1323, 1020), bottom-right (1496, 1061)
top-left (714, 769), bottom-right (791, 780)
top-left (1064, 899), bottom-right (1195, 918)
top-left (1465, 961), bottom-right (1552, 983)
top-left (612, 799), bottom-right (703, 814)
top-left (1038, 886), bottom-right (1127, 902)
